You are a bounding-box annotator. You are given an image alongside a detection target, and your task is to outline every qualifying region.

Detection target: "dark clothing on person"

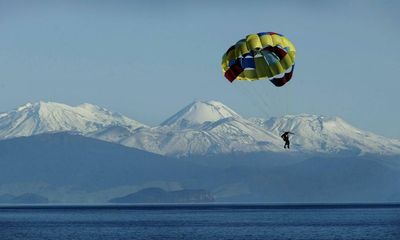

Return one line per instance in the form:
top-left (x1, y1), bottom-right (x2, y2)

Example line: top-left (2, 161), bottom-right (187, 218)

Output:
top-left (281, 131), bottom-right (293, 149)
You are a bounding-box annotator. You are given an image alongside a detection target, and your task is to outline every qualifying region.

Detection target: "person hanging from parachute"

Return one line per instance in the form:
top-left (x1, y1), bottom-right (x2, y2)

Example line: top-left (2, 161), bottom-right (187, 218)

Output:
top-left (221, 32), bottom-right (297, 149)
top-left (281, 131), bottom-right (294, 149)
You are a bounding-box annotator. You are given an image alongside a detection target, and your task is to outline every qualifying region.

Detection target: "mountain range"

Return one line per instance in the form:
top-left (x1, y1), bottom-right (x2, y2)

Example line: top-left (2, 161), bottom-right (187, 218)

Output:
top-left (0, 101), bottom-right (144, 139)
top-left (0, 101), bottom-right (399, 203)
top-left (1, 100), bottom-right (399, 157)
top-left (0, 132), bottom-right (399, 203)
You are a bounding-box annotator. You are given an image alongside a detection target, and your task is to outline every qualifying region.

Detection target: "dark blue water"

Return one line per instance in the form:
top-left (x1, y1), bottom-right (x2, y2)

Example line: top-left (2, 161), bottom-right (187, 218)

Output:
top-left (0, 204), bottom-right (399, 240)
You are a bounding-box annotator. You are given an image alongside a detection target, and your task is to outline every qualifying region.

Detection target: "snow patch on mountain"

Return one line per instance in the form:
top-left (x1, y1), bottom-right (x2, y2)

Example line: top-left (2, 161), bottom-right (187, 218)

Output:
top-left (1, 100), bottom-right (400, 156)
top-left (110, 102), bottom-right (283, 156)
top-left (160, 100), bottom-right (241, 129)
top-left (0, 101), bottom-right (145, 139)
top-left (254, 114), bottom-right (400, 155)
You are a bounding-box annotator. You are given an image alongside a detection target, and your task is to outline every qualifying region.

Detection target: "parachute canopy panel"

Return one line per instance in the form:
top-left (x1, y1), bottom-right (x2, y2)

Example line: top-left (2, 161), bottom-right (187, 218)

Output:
top-left (222, 32), bottom-right (296, 87)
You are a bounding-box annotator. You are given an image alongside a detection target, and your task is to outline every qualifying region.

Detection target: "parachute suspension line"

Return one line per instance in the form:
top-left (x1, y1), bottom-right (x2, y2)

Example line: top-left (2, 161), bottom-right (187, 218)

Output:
top-left (246, 82), bottom-right (271, 118)
top-left (260, 52), bottom-right (277, 118)
top-left (262, 80), bottom-right (273, 105)
top-left (284, 81), bottom-right (292, 116)
top-left (232, 82), bottom-right (259, 114)
top-left (250, 81), bottom-right (274, 118)
top-left (280, 85), bottom-right (287, 116)
top-left (221, 31), bottom-right (296, 119)
top-left (263, 48), bottom-right (286, 117)
top-left (242, 61), bottom-right (274, 118)
top-left (286, 86), bottom-right (289, 116)
top-left (252, 51), bottom-right (273, 119)
top-left (236, 81), bottom-right (270, 118)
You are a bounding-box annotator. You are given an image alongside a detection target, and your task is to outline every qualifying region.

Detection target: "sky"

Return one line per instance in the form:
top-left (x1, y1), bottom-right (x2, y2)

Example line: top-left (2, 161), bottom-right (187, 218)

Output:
top-left (0, 0), bottom-right (399, 138)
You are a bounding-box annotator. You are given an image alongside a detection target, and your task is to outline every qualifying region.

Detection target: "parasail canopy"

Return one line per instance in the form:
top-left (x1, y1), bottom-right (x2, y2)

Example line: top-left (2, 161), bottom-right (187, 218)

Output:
top-left (222, 32), bottom-right (296, 87)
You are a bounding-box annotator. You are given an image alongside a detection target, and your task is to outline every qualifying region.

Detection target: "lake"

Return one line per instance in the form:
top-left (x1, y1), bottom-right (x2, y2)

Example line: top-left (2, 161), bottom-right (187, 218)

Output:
top-left (0, 204), bottom-right (399, 240)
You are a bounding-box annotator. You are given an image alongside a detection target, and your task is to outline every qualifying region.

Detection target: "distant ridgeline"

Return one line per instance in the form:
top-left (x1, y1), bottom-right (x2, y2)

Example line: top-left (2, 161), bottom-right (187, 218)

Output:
top-left (0, 101), bottom-right (400, 204)
top-left (0, 193), bottom-right (49, 204)
top-left (109, 188), bottom-right (215, 204)
top-left (1, 101), bottom-right (399, 156)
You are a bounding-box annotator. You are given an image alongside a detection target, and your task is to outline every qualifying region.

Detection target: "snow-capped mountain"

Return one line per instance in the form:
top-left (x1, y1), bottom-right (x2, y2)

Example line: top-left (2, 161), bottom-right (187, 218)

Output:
top-left (1, 100), bottom-right (400, 156)
top-left (94, 101), bottom-right (283, 156)
top-left (251, 114), bottom-right (400, 155)
top-left (93, 101), bottom-right (400, 156)
top-left (117, 118), bottom-right (283, 156)
top-left (0, 101), bottom-right (145, 139)
top-left (160, 100), bottom-right (241, 129)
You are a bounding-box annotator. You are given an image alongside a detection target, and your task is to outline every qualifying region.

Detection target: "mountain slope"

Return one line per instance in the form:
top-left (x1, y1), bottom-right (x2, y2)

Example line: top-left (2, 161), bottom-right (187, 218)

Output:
top-left (213, 156), bottom-right (400, 202)
top-left (98, 101), bottom-right (400, 156)
top-left (1, 133), bottom-right (399, 203)
top-left (252, 114), bottom-right (400, 155)
top-left (109, 101), bottom-right (283, 156)
top-left (1, 101), bottom-right (400, 156)
top-left (161, 100), bottom-right (241, 128)
top-left (0, 101), bottom-right (145, 139)
top-left (0, 132), bottom-right (216, 202)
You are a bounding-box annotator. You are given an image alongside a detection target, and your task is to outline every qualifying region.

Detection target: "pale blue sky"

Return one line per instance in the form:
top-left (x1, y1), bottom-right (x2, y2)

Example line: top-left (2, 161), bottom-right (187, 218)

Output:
top-left (0, 0), bottom-right (399, 138)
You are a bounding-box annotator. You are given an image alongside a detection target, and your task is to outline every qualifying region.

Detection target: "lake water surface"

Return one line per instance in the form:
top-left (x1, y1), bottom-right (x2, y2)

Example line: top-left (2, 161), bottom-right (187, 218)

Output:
top-left (0, 204), bottom-right (399, 240)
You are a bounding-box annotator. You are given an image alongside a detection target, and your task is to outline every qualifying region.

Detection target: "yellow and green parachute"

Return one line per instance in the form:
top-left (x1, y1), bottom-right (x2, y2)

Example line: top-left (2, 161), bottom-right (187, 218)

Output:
top-left (222, 32), bottom-right (296, 87)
